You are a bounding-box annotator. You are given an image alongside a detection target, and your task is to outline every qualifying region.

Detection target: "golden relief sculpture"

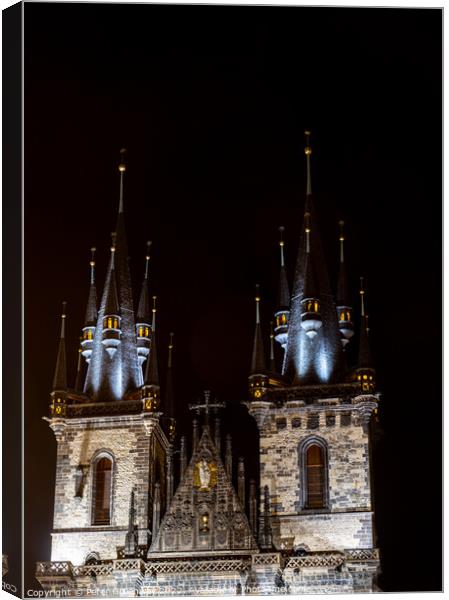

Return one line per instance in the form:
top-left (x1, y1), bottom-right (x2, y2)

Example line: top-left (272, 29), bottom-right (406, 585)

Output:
top-left (193, 459), bottom-right (217, 491)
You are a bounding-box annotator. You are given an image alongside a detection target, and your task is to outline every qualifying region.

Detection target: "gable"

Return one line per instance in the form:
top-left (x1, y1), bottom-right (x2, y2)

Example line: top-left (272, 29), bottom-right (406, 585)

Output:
top-left (149, 425), bottom-right (258, 554)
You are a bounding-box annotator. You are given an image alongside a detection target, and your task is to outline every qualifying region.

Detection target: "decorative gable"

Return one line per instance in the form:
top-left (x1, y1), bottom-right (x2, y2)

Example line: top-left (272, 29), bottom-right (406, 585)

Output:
top-left (149, 425), bottom-right (258, 554)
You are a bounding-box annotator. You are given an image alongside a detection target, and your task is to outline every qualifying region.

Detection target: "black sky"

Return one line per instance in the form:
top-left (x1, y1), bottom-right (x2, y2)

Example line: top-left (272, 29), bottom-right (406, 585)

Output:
top-left (23, 3), bottom-right (441, 592)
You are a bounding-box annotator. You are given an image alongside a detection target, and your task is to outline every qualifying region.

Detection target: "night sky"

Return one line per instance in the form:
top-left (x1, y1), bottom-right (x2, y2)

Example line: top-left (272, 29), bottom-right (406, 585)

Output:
top-left (23, 3), bottom-right (441, 592)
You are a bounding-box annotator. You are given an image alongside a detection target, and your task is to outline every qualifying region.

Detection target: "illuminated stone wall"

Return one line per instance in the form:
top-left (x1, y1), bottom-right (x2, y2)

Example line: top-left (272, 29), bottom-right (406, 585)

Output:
top-left (259, 405), bottom-right (374, 552)
top-left (51, 415), bottom-right (167, 565)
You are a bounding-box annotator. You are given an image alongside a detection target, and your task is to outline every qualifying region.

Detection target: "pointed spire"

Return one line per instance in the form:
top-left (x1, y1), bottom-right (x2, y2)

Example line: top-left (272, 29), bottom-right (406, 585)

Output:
top-left (84, 149), bottom-right (140, 401)
top-left (276, 226), bottom-right (290, 309)
top-left (269, 322), bottom-right (276, 373)
top-left (358, 278), bottom-right (373, 368)
top-left (302, 212), bottom-right (318, 299)
top-left (104, 236), bottom-right (120, 316)
top-left (118, 148), bottom-right (126, 214)
top-left (165, 332), bottom-right (175, 419)
top-left (250, 285), bottom-right (266, 374)
top-left (84, 247), bottom-right (97, 327)
top-left (74, 347), bottom-right (84, 393)
top-left (336, 221), bottom-right (351, 307)
top-left (52, 302), bottom-right (67, 392)
top-left (137, 241), bottom-right (152, 323)
top-left (143, 297), bottom-right (159, 385)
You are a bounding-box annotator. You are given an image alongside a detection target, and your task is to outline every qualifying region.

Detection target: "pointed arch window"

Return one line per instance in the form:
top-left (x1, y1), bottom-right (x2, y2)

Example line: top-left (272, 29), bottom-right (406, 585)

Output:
top-left (298, 437), bottom-right (329, 511)
top-left (306, 445), bottom-right (325, 508)
top-left (92, 455), bottom-right (113, 525)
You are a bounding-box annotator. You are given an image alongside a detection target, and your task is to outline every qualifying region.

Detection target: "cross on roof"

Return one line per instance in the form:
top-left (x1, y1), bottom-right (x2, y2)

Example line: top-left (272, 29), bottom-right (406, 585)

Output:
top-left (189, 390), bottom-right (225, 416)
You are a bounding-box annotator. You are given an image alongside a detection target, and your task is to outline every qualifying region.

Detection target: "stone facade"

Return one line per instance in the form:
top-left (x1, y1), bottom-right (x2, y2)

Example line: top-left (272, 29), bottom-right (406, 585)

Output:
top-left (49, 413), bottom-right (168, 565)
top-left (255, 396), bottom-right (377, 553)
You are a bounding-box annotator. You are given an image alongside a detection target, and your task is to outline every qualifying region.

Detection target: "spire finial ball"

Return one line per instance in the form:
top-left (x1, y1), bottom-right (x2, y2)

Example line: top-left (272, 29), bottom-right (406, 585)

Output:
top-left (119, 148), bottom-right (127, 172)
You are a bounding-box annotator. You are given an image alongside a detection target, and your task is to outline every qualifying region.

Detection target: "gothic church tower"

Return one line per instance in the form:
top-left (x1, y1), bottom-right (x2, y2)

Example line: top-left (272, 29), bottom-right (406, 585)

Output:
top-left (45, 152), bottom-right (170, 566)
top-left (246, 132), bottom-right (379, 592)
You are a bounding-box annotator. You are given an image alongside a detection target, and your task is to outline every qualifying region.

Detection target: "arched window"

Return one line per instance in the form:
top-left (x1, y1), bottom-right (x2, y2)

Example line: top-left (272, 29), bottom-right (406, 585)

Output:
top-left (92, 456), bottom-right (112, 525)
top-left (298, 437), bottom-right (329, 511)
top-left (305, 444), bottom-right (325, 508)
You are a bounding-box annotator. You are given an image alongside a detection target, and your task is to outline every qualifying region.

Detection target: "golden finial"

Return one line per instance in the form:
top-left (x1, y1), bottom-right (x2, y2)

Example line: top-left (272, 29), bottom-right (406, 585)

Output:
top-left (145, 241), bottom-right (152, 279)
top-left (255, 284), bottom-right (261, 303)
top-left (146, 240), bottom-right (152, 261)
top-left (110, 232), bottom-right (116, 253)
top-left (304, 212), bottom-right (311, 234)
top-left (119, 148), bottom-right (127, 172)
top-left (169, 332), bottom-right (174, 350)
top-left (151, 296), bottom-right (157, 331)
top-left (90, 247), bottom-right (96, 267)
top-left (278, 226), bottom-right (286, 266)
top-left (339, 220), bottom-right (345, 242)
top-left (60, 301), bottom-right (67, 338)
top-left (360, 277), bottom-right (365, 316)
top-left (278, 226), bottom-right (285, 247)
top-left (270, 320), bottom-right (274, 340)
top-left (304, 130), bottom-right (312, 155)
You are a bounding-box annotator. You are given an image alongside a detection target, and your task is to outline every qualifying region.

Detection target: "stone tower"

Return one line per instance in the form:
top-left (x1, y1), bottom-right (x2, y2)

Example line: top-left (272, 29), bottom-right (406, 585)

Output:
top-left (246, 132), bottom-right (380, 592)
top-left (44, 151), bottom-right (170, 567)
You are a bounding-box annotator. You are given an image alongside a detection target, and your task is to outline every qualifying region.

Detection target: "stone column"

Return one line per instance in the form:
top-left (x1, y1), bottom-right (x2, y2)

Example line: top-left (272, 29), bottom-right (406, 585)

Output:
top-left (225, 434), bottom-right (232, 479)
top-left (180, 436), bottom-right (187, 478)
top-left (249, 479), bottom-right (257, 536)
top-left (214, 417), bottom-right (221, 452)
top-left (238, 457), bottom-right (245, 507)
top-left (166, 445), bottom-right (174, 506)
top-left (152, 482), bottom-right (161, 541)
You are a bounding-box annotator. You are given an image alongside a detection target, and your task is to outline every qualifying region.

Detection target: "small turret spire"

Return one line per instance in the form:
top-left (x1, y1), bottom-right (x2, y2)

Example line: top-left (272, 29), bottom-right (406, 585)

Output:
top-left (356, 277), bottom-right (375, 391)
top-left (336, 221), bottom-right (354, 347)
top-left (143, 297), bottom-right (159, 388)
top-left (74, 347), bottom-right (84, 393)
top-left (52, 302), bottom-right (68, 392)
top-left (142, 296), bottom-right (160, 413)
top-left (269, 321), bottom-right (276, 373)
top-left (249, 285), bottom-right (268, 399)
top-left (101, 235), bottom-right (121, 358)
top-left (136, 241), bottom-right (152, 368)
top-left (165, 332), bottom-right (176, 441)
top-left (250, 285), bottom-right (266, 373)
top-left (104, 237), bottom-right (120, 316)
top-left (300, 132), bottom-right (323, 341)
top-left (118, 148), bottom-right (126, 214)
top-left (274, 227), bottom-right (290, 351)
top-left (81, 248), bottom-right (98, 364)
